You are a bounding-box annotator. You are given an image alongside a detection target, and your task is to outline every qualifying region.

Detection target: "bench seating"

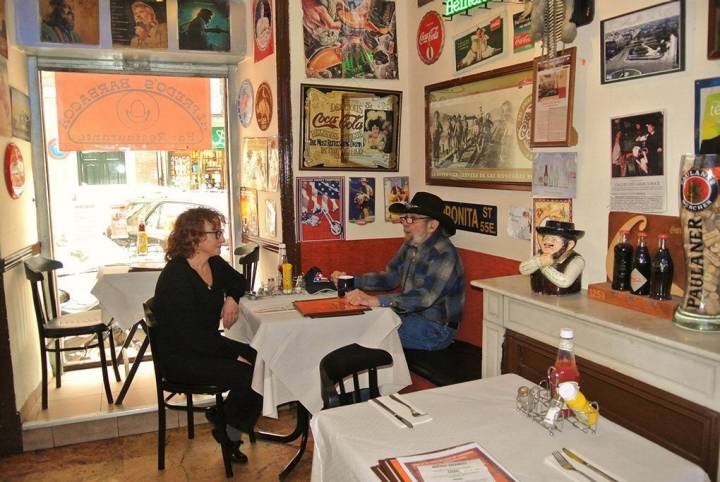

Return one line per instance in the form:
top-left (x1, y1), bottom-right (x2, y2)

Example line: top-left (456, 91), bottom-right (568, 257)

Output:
top-left (403, 340), bottom-right (482, 387)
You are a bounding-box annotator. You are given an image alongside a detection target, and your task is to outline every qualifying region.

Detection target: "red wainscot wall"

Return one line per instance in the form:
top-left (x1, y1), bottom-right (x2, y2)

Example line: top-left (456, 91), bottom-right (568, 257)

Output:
top-left (299, 238), bottom-right (520, 348)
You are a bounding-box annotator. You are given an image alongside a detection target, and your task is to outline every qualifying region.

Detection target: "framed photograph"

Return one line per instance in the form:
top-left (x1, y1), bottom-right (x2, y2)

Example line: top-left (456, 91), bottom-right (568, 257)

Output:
top-left (709, 0), bottom-right (720, 59)
top-left (301, 84), bottom-right (401, 171)
top-left (601, 0), bottom-right (685, 84)
top-left (239, 188), bottom-right (259, 237)
top-left (40, 0), bottom-right (99, 44)
top-left (695, 77), bottom-right (720, 154)
top-left (453, 15), bottom-right (503, 73)
top-left (348, 177), bottom-right (375, 225)
top-left (383, 176), bottom-right (409, 222)
top-left (110, 0), bottom-right (168, 49)
top-left (425, 61), bottom-right (534, 190)
top-left (532, 198), bottom-right (572, 254)
top-left (178, 0), bottom-right (230, 52)
top-left (241, 137), bottom-right (268, 191)
top-left (296, 177), bottom-right (344, 242)
top-left (531, 48), bottom-right (576, 147)
top-left (611, 111), bottom-right (665, 177)
top-left (11, 88), bottom-right (31, 142)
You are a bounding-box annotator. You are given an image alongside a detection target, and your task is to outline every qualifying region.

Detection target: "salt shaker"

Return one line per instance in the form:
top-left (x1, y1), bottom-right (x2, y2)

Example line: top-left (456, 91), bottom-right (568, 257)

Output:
top-left (542, 394), bottom-right (564, 427)
top-left (516, 386), bottom-right (531, 413)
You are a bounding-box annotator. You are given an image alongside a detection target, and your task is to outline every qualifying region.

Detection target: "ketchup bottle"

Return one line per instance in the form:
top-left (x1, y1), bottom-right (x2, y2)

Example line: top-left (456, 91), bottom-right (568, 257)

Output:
top-left (549, 328), bottom-right (580, 405)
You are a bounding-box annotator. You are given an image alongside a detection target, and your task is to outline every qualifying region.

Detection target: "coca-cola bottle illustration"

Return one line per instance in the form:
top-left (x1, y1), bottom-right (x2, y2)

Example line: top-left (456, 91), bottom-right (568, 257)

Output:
top-left (630, 232), bottom-right (651, 295)
top-left (612, 230), bottom-right (633, 291)
top-left (649, 234), bottom-right (673, 300)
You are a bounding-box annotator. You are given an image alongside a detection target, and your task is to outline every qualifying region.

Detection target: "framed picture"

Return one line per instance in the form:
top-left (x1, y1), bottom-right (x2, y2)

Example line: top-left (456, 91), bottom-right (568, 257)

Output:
top-left (709, 0), bottom-right (720, 59)
top-left (301, 84), bottom-right (401, 171)
top-left (383, 176), bottom-right (409, 222)
top-left (531, 48), bottom-right (576, 147)
top-left (267, 137), bottom-right (279, 192)
top-left (178, 0), bottom-right (230, 52)
top-left (611, 111), bottom-right (665, 177)
top-left (348, 177), bottom-right (375, 225)
top-left (601, 0), bottom-right (685, 84)
top-left (11, 87), bottom-right (31, 142)
top-left (239, 188), bottom-right (259, 237)
top-left (110, 0), bottom-right (168, 49)
top-left (425, 61), bottom-right (534, 190)
top-left (695, 77), bottom-right (720, 154)
top-left (40, 0), bottom-right (100, 44)
top-left (241, 137), bottom-right (268, 191)
top-left (532, 198), bottom-right (572, 254)
top-left (296, 177), bottom-right (344, 242)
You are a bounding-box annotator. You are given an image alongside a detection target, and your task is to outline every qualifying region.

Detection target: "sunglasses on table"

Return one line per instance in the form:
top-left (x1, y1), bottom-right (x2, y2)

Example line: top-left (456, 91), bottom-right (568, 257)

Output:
top-left (398, 215), bottom-right (430, 224)
top-left (202, 230), bottom-right (225, 240)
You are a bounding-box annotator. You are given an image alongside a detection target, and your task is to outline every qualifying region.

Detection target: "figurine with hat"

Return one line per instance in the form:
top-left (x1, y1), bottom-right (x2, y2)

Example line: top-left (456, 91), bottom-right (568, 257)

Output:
top-left (519, 219), bottom-right (586, 295)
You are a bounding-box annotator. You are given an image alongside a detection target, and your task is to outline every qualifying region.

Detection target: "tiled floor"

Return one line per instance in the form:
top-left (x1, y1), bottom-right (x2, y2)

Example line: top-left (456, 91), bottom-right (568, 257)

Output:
top-left (13, 361), bottom-right (314, 480)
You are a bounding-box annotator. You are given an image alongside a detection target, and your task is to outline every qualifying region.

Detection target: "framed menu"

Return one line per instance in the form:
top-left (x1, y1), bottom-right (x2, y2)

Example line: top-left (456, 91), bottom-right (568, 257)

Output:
top-left (530, 48), bottom-right (576, 147)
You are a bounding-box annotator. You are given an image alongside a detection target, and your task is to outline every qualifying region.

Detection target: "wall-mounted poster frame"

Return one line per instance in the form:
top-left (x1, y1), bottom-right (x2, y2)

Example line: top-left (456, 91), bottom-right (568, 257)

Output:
top-left (425, 61), bottom-right (534, 191)
top-left (710, 0), bottom-right (720, 59)
top-left (301, 84), bottom-right (401, 172)
top-left (695, 76), bottom-right (720, 154)
top-left (530, 48), bottom-right (576, 148)
top-left (600, 0), bottom-right (685, 84)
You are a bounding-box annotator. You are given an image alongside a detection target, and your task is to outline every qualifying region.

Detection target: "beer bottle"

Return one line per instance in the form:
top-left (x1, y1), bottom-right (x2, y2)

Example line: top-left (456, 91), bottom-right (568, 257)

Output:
top-left (649, 234), bottom-right (673, 300)
top-left (611, 230), bottom-right (633, 291)
top-left (630, 231), bottom-right (651, 295)
top-left (137, 220), bottom-right (148, 256)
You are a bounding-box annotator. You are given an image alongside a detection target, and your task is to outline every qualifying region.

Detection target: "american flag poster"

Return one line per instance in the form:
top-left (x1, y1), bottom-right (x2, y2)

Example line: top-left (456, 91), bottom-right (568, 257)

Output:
top-left (296, 177), bottom-right (344, 242)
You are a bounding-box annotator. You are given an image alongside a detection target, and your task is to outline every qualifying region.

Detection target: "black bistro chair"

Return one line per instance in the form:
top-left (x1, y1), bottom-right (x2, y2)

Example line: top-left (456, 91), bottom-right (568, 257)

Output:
top-left (142, 298), bottom-right (235, 478)
top-left (320, 343), bottom-right (393, 409)
top-left (235, 245), bottom-right (259, 291)
top-left (24, 255), bottom-right (120, 409)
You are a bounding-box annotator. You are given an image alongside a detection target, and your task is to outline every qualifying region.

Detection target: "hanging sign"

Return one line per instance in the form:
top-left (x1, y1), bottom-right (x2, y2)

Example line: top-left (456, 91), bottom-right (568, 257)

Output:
top-left (443, 200), bottom-right (497, 235)
top-left (417, 11), bottom-right (444, 65)
top-left (443, 0), bottom-right (491, 18)
top-left (4, 143), bottom-right (25, 199)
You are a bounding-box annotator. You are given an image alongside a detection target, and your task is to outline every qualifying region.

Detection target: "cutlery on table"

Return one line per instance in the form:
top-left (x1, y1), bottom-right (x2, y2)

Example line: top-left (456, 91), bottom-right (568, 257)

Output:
top-left (371, 398), bottom-right (414, 429)
top-left (389, 394), bottom-right (423, 417)
top-left (553, 451), bottom-right (598, 482)
top-left (563, 448), bottom-right (619, 482)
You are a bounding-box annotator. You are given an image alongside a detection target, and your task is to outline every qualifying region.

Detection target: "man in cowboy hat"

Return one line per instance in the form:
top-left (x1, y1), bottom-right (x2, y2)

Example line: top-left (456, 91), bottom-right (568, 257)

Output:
top-left (519, 220), bottom-right (585, 295)
top-left (331, 192), bottom-right (465, 350)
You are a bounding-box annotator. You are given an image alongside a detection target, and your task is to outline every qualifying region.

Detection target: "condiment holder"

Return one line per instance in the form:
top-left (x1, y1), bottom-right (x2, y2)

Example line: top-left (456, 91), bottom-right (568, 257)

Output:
top-left (515, 380), bottom-right (599, 436)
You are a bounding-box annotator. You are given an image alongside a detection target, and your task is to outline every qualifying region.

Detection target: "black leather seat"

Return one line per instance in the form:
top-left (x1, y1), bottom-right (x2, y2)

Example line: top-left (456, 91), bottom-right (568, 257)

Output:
top-left (320, 343), bottom-right (393, 409)
top-left (142, 298), bottom-right (235, 478)
top-left (24, 255), bottom-right (120, 409)
top-left (404, 340), bottom-right (482, 387)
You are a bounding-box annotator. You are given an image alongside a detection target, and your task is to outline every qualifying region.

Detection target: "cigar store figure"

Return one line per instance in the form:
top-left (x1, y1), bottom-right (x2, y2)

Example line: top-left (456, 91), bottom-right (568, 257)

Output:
top-left (519, 220), bottom-right (585, 295)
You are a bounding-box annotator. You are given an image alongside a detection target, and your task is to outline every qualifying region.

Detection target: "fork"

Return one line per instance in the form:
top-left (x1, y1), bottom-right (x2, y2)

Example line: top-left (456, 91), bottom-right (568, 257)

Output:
top-left (389, 394), bottom-right (423, 417)
top-left (553, 451), bottom-right (598, 482)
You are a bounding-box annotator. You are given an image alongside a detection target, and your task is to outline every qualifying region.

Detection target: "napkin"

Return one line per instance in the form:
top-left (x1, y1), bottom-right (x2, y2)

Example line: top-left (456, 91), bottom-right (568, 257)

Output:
top-left (543, 451), bottom-right (625, 482)
top-left (371, 395), bottom-right (433, 428)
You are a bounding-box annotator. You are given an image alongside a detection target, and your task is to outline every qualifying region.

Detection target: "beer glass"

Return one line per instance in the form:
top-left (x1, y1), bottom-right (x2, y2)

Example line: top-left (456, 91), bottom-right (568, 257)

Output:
top-left (337, 275), bottom-right (355, 297)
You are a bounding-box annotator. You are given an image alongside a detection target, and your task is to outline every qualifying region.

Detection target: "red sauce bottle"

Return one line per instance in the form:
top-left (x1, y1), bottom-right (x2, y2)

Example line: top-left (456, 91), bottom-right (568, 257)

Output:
top-left (549, 328), bottom-right (580, 409)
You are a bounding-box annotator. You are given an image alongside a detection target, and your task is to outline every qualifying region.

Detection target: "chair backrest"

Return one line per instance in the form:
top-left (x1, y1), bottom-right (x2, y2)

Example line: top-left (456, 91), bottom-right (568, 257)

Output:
top-left (319, 343), bottom-right (393, 409)
top-left (23, 256), bottom-right (64, 332)
top-left (142, 297), bottom-right (166, 382)
top-left (238, 246), bottom-right (260, 291)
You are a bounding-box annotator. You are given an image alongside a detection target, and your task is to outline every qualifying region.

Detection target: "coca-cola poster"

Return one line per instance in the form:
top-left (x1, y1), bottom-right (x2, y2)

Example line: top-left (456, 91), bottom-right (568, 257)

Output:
top-left (417, 10), bottom-right (444, 65)
top-left (300, 84), bottom-right (401, 171)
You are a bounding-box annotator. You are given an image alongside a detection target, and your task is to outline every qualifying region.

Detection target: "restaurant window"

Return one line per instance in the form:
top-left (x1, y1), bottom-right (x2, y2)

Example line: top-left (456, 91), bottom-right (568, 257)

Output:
top-left (76, 151), bottom-right (127, 185)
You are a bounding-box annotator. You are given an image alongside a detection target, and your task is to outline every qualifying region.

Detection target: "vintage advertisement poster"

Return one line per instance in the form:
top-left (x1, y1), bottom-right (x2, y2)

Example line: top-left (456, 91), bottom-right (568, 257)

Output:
top-left (296, 177), bottom-right (344, 242)
top-left (610, 111), bottom-right (666, 213)
top-left (696, 76), bottom-right (720, 154)
top-left (427, 62), bottom-right (534, 188)
top-left (40, 0), bottom-right (99, 44)
top-left (0, 62), bottom-right (11, 137)
top-left (178, 0), bottom-right (230, 52)
top-left (110, 0), bottom-right (168, 48)
top-left (239, 188), bottom-right (259, 237)
top-left (253, 0), bottom-right (274, 62)
top-left (301, 85), bottom-right (401, 171)
top-left (507, 206), bottom-right (532, 241)
top-left (417, 10), bottom-right (444, 65)
top-left (349, 177), bottom-right (375, 225)
top-left (512, 10), bottom-right (533, 53)
top-left (267, 137), bottom-right (279, 192)
top-left (262, 198), bottom-right (277, 238)
top-left (255, 82), bottom-right (273, 131)
top-left (241, 137), bottom-right (268, 191)
top-left (10, 88), bottom-right (31, 142)
top-left (454, 15), bottom-right (503, 73)
top-left (383, 176), bottom-right (409, 222)
top-left (532, 198), bottom-right (572, 254)
top-left (531, 50), bottom-right (575, 146)
top-left (532, 152), bottom-right (577, 198)
top-left (303, 0), bottom-right (398, 79)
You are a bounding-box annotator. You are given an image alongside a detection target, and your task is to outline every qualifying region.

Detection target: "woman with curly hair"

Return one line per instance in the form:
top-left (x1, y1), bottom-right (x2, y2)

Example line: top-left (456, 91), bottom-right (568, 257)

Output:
top-left (153, 207), bottom-right (261, 463)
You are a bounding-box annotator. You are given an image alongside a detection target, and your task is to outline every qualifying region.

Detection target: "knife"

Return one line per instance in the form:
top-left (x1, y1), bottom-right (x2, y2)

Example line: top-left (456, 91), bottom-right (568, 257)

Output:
top-left (562, 448), bottom-right (619, 482)
top-left (372, 398), bottom-right (414, 429)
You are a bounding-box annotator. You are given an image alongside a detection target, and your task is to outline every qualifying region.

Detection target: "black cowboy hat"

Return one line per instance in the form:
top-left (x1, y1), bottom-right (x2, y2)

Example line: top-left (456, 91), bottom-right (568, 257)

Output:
top-left (536, 220), bottom-right (585, 240)
top-left (389, 191), bottom-right (456, 236)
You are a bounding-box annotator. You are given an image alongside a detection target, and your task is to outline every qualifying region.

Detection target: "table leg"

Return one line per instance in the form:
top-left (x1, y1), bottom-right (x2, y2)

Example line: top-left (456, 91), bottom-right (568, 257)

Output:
top-left (114, 323), bottom-right (150, 405)
top-left (255, 403), bottom-right (310, 480)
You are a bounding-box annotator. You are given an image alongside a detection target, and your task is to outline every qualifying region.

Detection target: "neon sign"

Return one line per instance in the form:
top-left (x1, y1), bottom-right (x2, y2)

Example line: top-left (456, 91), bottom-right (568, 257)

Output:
top-left (444, 0), bottom-right (491, 18)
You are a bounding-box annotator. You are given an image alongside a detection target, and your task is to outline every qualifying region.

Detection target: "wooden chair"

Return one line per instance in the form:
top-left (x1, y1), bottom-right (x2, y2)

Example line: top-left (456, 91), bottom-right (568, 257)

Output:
top-left (24, 255), bottom-right (120, 409)
top-left (319, 343), bottom-right (393, 409)
top-left (235, 245), bottom-right (259, 291)
top-left (142, 298), bottom-right (234, 477)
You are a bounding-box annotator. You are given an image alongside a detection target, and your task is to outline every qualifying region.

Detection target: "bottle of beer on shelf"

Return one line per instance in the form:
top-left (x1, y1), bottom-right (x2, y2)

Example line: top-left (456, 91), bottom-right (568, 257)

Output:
top-left (649, 233), bottom-right (673, 300)
top-left (549, 328), bottom-right (580, 416)
top-left (611, 230), bottom-right (633, 291)
top-left (137, 220), bottom-right (148, 256)
top-left (630, 231), bottom-right (651, 296)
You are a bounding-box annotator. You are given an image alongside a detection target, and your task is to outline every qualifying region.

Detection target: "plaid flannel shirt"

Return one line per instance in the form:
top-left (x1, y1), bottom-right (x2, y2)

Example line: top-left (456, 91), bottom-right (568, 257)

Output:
top-left (355, 231), bottom-right (465, 329)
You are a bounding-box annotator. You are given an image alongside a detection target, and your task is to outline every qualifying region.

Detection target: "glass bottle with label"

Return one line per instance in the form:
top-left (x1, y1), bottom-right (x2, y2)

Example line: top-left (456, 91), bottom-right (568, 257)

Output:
top-left (630, 231), bottom-right (651, 295)
top-left (612, 230), bottom-right (633, 291)
top-left (137, 220), bottom-right (148, 256)
top-left (649, 233), bottom-right (673, 300)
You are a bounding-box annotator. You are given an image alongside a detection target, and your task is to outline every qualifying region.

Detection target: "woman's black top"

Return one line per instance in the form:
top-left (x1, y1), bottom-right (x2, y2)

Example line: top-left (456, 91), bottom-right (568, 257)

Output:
top-left (153, 256), bottom-right (253, 370)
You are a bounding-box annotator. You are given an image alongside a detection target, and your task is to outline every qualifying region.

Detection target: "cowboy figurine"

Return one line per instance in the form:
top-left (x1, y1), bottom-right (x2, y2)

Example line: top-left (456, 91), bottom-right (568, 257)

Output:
top-left (519, 220), bottom-right (585, 295)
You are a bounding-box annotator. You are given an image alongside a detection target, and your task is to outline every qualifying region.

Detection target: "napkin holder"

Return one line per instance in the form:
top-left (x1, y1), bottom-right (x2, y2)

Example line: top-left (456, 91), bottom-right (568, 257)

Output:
top-left (516, 379), bottom-right (599, 436)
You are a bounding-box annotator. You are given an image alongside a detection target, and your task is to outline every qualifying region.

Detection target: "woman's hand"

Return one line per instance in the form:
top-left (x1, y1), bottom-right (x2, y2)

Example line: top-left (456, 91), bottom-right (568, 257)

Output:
top-left (221, 297), bottom-right (240, 329)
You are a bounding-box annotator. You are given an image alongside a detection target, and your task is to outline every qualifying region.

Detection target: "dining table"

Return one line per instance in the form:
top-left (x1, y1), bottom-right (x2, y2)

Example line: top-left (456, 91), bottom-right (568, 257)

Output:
top-left (225, 292), bottom-right (412, 478)
top-left (310, 373), bottom-right (712, 482)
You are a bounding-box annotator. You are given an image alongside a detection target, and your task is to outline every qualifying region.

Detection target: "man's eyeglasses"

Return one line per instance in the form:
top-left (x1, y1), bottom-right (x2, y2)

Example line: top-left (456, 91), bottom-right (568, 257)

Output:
top-left (398, 215), bottom-right (430, 225)
top-left (202, 230), bottom-right (225, 240)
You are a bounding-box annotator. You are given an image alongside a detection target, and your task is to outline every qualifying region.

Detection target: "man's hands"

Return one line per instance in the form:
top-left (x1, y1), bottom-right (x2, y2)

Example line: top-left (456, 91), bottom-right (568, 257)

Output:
top-left (345, 289), bottom-right (380, 308)
top-left (330, 270), bottom-right (346, 285)
top-left (221, 297), bottom-right (239, 329)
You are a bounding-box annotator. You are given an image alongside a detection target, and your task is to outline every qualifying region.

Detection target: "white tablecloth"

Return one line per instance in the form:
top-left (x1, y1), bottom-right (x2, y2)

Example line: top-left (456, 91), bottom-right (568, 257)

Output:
top-left (310, 374), bottom-right (711, 482)
top-left (91, 270), bottom-right (161, 330)
top-left (226, 294), bottom-right (412, 418)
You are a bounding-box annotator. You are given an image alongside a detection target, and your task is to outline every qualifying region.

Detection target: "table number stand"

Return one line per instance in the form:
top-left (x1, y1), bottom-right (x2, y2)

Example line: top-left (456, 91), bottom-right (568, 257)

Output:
top-left (516, 380), bottom-right (599, 436)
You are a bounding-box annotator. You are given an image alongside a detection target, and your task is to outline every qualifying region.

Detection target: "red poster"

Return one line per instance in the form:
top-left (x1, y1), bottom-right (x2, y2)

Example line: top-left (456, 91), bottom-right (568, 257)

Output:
top-left (254, 0), bottom-right (274, 62)
top-left (417, 11), bottom-right (444, 65)
top-left (55, 72), bottom-right (211, 151)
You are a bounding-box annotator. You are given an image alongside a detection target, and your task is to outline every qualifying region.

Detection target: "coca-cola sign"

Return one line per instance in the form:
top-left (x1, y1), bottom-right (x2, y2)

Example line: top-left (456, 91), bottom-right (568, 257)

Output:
top-left (417, 11), bottom-right (444, 65)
